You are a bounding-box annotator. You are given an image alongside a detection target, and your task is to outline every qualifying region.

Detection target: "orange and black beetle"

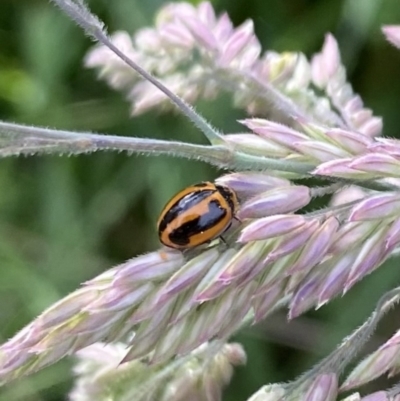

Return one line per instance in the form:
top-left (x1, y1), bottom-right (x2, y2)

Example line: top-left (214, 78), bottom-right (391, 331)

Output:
top-left (157, 181), bottom-right (239, 249)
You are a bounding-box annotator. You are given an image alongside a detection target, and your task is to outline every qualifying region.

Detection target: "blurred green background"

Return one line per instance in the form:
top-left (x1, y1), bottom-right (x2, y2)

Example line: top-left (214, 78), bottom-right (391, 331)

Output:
top-left (0, 0), bottom-right (400, 400)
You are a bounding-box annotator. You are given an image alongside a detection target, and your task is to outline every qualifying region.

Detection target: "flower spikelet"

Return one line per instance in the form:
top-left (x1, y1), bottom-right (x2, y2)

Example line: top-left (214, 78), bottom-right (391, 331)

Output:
top-left (382, 25), bottom-right (400, 49)
top-left (311, 34), bottom-right (382, 136)
top-left (69, 341), bottom-right (246, 401)
top-left (3, 165), bottom-right (400, 382)
top-left (84, 1), bottom-right (382, 131)
top-left (341, 329), bottom-right (400, 391)
top-left (85, 1), bottom-right (261, 115)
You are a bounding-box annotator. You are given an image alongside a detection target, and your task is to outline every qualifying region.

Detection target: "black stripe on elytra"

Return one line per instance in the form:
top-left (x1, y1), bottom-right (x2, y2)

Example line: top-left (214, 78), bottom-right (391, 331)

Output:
top-left (168, 199), bottom-right (227, 246)
top-left (158, 189), bottom-right (214, 234)
top-left (215, 185), bottom-right (235, 212)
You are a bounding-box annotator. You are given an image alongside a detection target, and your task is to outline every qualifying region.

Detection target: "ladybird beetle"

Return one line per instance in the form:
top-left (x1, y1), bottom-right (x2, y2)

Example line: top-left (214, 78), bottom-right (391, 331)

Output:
top-left (157, 181), bottom-right (239, 249)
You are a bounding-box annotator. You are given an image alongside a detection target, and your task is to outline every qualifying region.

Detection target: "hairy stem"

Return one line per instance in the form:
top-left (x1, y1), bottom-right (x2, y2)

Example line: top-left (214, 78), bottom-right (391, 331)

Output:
top-left (286, 287), bottom-right (400, 398)
top-left (50, 0), bottom-right (227, 147)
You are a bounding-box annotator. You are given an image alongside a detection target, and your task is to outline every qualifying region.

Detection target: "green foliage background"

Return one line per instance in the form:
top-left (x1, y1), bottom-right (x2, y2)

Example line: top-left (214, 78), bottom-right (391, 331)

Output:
top-left (0, 0), bottom-right (400, 400)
